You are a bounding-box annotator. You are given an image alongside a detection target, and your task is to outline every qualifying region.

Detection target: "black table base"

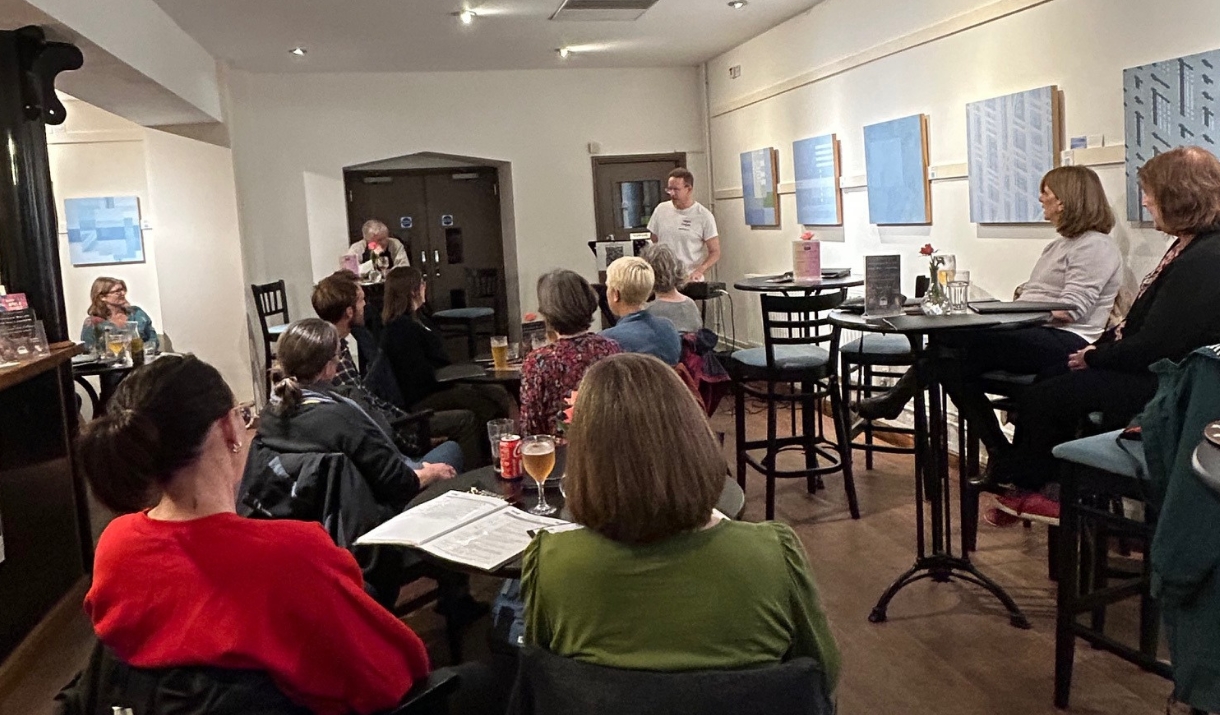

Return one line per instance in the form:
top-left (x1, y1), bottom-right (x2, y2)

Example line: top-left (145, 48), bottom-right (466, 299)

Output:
top-left (869, 554), bottom-right (1031, 629)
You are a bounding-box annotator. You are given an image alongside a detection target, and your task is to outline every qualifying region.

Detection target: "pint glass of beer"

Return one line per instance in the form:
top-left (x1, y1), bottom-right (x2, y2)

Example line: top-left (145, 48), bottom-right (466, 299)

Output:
top-left (491, 335), bottom-right (509, 370)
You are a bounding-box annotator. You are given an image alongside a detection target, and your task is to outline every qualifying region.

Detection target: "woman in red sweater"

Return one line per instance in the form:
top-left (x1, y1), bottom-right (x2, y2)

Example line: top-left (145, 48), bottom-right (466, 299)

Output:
top-left (77, 355), bottom-right (430, 714)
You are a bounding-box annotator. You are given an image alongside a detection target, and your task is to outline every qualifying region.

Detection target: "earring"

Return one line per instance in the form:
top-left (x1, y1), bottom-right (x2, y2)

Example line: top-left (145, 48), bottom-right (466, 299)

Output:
top-left (230, 441), bottom-right (242, 453)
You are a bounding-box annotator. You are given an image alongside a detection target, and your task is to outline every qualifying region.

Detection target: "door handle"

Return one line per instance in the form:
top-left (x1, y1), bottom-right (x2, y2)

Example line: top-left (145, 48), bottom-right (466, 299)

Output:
top-left (433, 249), bottom-right (441, 264)
top-left (420, 250), bottom-right (428, 265)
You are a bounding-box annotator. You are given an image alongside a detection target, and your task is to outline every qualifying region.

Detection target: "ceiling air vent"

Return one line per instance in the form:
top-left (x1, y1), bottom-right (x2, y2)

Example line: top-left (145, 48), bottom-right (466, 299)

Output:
top-left (551, 0), bottom-right (658, 22)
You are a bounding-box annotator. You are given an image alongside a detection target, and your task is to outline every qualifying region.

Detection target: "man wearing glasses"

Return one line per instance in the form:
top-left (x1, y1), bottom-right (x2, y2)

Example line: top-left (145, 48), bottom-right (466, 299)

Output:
top-left (647, 168), bottom-right (720, 282)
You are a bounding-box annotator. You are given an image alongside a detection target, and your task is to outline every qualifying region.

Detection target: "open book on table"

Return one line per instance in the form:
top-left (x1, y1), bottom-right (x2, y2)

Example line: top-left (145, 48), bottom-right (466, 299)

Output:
top-left (355, 491), bottom-right (569, 571)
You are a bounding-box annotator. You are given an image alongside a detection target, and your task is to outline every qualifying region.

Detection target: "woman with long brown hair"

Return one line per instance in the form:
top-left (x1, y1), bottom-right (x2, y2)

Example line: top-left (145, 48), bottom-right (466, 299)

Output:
top-left (380, 266), bottom-right (512, 440)
top-left (80, 276), bottom-right (158, 350)
top-left (522, 353), bottom-right (840, 698)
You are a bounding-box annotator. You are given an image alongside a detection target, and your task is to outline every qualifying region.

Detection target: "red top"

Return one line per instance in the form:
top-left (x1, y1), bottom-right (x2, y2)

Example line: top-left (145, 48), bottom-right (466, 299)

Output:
top-left (86, 512), bottom-right (430, 715)
top-left (519, 332), bottom-right (621, 436)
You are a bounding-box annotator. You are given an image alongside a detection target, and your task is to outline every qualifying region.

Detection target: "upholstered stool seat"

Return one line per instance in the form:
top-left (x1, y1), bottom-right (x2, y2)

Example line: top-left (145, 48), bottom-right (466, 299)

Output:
top-left (730, 345), bottom-right (830, 372)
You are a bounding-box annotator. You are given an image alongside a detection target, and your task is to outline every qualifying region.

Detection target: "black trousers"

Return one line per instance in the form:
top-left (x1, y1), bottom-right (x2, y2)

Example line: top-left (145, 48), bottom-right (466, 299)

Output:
top-left (1001, 366), bottom-right (1158, 491)
top-left (937, 326), bottom-right (1088, 455)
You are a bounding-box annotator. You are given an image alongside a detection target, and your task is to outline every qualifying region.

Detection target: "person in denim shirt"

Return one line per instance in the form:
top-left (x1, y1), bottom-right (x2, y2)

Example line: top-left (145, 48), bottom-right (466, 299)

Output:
top-left (80, 277), bottom-right (158, 350)
top-left (601, 257), bottom-right (681, 365)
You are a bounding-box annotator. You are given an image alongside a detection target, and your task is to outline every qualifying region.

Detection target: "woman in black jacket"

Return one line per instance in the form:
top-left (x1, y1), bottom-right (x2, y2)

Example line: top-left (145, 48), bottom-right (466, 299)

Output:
top-left (256, 318), bottom-right (457, 508)
top-left (380, 267), bottom-right (514, 434)
top-left (983, 146), bottom-right (1220, 524)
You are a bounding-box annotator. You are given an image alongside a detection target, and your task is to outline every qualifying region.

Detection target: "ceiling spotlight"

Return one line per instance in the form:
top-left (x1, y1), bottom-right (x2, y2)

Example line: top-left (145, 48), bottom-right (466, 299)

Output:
top-left (289, 46), bottom-right (307, 56)
top-left (458, 9), bottom-right (476, 24)
top-left (558, 47), bottom-right (570, 59)
top-left (728, 0), bottom-right (747, 7)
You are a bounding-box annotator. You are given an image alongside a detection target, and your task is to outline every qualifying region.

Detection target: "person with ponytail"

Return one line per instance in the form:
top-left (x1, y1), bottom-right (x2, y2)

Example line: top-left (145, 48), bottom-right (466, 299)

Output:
top-left (256, 318), bottom-right (459, 502)
top-left (78, 354), bottom-right (431, 713)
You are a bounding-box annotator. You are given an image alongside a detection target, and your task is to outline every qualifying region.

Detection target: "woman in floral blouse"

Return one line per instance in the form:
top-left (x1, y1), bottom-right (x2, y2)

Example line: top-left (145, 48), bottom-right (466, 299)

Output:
top-left (519, 270), bottom-right (620, 437)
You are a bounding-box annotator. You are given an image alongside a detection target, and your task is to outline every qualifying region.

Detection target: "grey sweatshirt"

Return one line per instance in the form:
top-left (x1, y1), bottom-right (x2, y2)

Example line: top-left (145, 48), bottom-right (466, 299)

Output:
top-left (1017, 230), bottom-right (1123, 343)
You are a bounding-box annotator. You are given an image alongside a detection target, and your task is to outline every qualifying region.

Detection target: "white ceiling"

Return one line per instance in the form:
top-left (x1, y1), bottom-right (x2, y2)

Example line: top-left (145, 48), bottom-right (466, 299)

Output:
top-left (149, 0), bottom-right (824, 73)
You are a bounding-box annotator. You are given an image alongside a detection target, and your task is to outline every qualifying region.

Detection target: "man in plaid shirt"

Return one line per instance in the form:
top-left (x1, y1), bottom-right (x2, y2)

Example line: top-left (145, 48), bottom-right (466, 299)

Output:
top-left (312, 272), bottom-right (481, 466)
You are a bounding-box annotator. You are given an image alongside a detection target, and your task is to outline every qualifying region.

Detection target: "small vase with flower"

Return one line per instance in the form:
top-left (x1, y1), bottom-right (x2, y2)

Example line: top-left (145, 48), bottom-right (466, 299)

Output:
top-left (919, 243), bottom-right (950, 316)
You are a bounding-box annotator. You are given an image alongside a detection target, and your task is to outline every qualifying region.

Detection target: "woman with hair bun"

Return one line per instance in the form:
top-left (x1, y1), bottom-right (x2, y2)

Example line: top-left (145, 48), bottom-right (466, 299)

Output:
top-left (78, 354), bottom-right (431, 713)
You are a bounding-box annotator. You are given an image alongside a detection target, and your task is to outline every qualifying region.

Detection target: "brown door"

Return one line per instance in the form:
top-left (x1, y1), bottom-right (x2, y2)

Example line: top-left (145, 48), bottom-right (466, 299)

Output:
top-left (344, 173), bottom-right (428, 269)
top-left (592, 153), bottom-right (686, 243)
top-left (345, 167), bottom-right (507, 333)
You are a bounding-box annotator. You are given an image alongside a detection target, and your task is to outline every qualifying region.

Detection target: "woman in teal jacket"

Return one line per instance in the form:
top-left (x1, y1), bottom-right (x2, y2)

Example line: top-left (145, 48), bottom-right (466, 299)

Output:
top-left (80, 277), bottom-right (158, 350)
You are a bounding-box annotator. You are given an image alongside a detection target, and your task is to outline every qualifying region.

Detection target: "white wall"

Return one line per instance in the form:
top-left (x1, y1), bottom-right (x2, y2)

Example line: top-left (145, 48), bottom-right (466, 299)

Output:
top-left (144, 129), bottom-right (254, 402)
top-left (706, 0), bottom-right (1220, 345)
top-left (46, 99), bottom-right (254, 400)
top-left (48, 100), bottom-right (165, 344)
top-left (225, 67), bottom-right (709, 321)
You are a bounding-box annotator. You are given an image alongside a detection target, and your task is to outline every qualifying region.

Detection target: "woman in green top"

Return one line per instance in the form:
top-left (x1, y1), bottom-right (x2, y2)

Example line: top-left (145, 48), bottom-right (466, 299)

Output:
top-left (522, 353), bottom-right (840, 696)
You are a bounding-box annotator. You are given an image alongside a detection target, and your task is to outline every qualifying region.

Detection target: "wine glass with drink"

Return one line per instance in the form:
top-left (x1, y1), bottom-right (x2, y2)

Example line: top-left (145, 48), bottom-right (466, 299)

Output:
top-left (522, 435), bottom-right (557, 516)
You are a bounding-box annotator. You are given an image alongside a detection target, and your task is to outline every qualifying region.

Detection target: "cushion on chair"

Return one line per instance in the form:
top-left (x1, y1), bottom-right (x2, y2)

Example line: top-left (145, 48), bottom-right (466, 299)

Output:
top-left (730, 345), bottom-right (830, 371)
top-left (842, 334), bottom-right (912, 356)
top-left (1052, 429), bottom-right (1147, 479)
top-left (433, 307), bottom-right (495, 320)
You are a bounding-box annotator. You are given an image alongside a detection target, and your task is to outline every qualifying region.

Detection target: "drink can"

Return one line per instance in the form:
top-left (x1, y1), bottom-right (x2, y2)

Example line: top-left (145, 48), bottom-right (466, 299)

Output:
top-left (498, 434), bottom-right (522, 479)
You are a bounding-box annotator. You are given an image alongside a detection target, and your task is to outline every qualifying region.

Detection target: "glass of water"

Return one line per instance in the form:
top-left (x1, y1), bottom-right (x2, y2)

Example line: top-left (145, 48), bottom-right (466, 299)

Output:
top-left (947, 270), bottom-right (971, 314)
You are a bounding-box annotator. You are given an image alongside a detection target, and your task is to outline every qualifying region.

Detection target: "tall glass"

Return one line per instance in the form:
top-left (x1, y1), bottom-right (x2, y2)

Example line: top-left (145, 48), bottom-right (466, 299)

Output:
top-left (937, 254), bottom-right (957, 287)
top-left (522, 435), bottom-right (557, 515)
top-left (947, 270), bottom-right (971, 314)
top-left (487, 418), bottom-right (515, 475)
top-left (491, 335), bottom-right (509, 370)
top-left (105, 329), bottom-right (125, 362)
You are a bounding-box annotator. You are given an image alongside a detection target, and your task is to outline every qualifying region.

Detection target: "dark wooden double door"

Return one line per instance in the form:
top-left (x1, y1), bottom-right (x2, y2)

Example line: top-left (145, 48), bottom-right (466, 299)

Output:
top-left (344, 167), bottom-right (507, 334)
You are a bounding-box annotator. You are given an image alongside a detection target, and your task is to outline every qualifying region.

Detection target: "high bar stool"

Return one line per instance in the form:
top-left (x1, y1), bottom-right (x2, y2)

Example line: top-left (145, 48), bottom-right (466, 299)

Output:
top-left (839, 333), bottom-right (918, 470)
top-left (729, 292), bottom-right (859, 521)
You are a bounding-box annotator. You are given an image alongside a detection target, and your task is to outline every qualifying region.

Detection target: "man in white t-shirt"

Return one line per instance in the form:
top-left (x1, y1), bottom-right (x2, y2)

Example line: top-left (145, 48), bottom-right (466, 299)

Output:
top-left (647, 168), bottom-right (720, 282)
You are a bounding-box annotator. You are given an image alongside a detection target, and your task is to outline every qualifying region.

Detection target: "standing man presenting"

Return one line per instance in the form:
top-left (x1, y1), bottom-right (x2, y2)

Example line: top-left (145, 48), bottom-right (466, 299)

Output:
top-left (648, 168), bottom-right (720, 282)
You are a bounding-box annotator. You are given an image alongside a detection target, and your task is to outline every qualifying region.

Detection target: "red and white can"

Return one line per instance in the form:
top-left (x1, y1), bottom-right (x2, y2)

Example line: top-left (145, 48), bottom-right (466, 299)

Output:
top-left (498, 434), bottom-right (522, 479)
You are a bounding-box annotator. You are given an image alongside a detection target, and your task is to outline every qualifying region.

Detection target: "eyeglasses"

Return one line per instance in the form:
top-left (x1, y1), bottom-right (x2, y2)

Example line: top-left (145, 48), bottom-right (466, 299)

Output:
top-left (235, 403), bottom-right (257, 429)
top-left (665, 186), bottom-right (688, 195)
top-left (106, 287), bottom-right (127, 295)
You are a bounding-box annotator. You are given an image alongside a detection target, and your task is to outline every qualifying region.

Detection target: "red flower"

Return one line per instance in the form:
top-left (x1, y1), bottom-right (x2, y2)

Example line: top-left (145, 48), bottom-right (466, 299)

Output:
top-left (919, 243), bottom-right (935, 256)
top-left (524, 312), bottom-right (538, 321)
top-left (800, 231), bottom-right (815, 241)
top-left (368, 241), bottom-right (382, 253)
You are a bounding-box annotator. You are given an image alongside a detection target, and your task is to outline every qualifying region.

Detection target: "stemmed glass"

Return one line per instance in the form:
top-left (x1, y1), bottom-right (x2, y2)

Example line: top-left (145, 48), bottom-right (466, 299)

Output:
top-left (521, 435), bottom-right (557, 516)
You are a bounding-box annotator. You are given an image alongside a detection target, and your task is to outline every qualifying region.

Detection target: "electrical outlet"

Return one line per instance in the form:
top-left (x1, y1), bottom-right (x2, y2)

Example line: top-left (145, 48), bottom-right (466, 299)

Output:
top-left (729, 65), bottom-right (742, 79)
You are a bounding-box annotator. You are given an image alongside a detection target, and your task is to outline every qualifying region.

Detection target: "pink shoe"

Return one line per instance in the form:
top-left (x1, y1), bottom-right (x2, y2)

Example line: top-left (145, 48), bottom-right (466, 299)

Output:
top-left (983, 506), bottom-right (1021, 528)
top-left (1016, 493), bottom-right (1060, 526)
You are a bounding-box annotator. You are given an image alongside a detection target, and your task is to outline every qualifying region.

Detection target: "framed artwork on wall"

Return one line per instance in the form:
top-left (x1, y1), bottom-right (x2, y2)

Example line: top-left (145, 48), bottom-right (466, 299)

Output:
top-left (966, 85), bottom-right (1061, 224)
top-left (64, 196), bottom-right (146, 266)
top-left (740, 147), bottom-right (780, 227)
top-left (1124, 48), bottom-right (1220, 221)
top-left (863, 114), bottom-right (931, 225)
top-left (793, 133), bottom-right (843, 226)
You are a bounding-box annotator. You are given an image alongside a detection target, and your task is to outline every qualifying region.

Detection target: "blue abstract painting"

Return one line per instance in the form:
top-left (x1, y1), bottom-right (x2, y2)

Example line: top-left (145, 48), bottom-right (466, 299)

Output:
top-left (740, 148), bottom-right (779, 226)
top-left (1124, 48), bottom-right (1220, 221)
top-left (65, 196), bottom-right (145, 266)
top-left (794, 133), bottom-right (842, 225)
top-left (863, 115), bottom-right (931, 225)
top-left (966, 86), bottom-right (1058, 224)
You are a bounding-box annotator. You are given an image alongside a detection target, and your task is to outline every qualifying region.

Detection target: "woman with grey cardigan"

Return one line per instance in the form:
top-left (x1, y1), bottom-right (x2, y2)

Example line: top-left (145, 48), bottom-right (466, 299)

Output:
top-left (642, 244), bottom-right (704, 333)
top-left (856, 166), bottom-right (1123, 481)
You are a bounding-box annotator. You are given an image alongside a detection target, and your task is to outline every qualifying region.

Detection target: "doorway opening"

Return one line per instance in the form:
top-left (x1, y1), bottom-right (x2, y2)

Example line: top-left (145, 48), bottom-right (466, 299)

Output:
top-left (343, 152), bottom-right (518, 350)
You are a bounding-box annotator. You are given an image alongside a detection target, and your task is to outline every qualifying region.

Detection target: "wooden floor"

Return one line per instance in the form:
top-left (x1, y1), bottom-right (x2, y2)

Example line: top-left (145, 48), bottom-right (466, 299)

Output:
top-left (1, 403), bottom-right (1171, 714)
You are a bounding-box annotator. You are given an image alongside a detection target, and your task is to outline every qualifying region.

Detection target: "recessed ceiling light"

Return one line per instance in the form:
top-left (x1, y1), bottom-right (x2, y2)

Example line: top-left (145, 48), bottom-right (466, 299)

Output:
top-left (458, 9), bottom-right (476, 24)
top-left (289, 46), bottom-right (307, 56)
top-left (558, 47), bottom-right (570, 59)
top-left (728, 0), bottom-right (747, 7)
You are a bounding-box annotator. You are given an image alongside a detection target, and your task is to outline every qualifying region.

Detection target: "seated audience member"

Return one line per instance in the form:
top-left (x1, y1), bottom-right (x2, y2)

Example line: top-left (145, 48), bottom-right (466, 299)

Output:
top-left (600, 257), bottom-right (681, 365)
top-left (519, 270), bottom-right (620, 437)
top-left (77, 355), bottom-right (430, 713)
top-left (80, 277), bottom-right (158, 350)
top-left (257, 318), bottom-right (461, 480)
top-left (345, 219), bottom-right (410, 277)
top-left (381, 267), bottom-right (514, 432)
top-left (312, 272), bottom-right (481, 466)
top-left (642, 244), bottom-right (703, 333)
top-left (990, 146), bottom-right (1220, 524)
top-left (523, 353), bottom-right (840, 697)
top-left (857, 166), bottom-right (1124, 480)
